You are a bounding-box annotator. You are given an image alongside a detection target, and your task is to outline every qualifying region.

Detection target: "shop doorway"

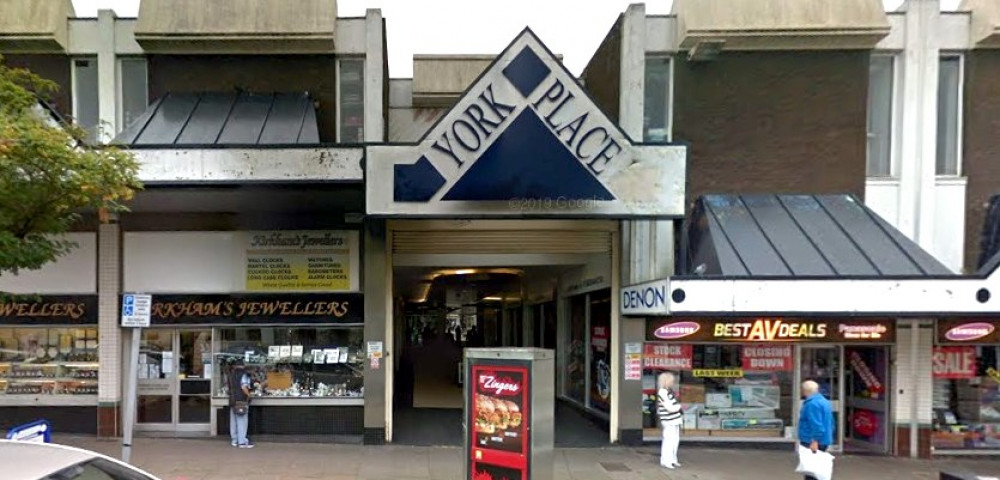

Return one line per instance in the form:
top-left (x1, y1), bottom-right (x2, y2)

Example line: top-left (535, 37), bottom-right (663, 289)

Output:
top-left (843, 346), bottom-right (891, 453)
top-left (800, 346), bottom-right (842, 451)
top-left (798, 345), bottom-right (891, 454)
top-left (135, 329), bottom-right (213, 435)
top-left (391, 265), bottom-right (612, 446)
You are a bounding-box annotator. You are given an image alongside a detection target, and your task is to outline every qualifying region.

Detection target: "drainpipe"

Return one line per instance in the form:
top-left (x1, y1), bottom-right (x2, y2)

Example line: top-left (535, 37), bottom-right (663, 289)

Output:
top-left (909, 320), bottom-right (919, 458)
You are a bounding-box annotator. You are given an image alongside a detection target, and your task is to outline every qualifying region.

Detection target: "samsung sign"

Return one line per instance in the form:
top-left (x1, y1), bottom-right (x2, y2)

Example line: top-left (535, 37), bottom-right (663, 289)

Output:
top-left (621, 280), bottom-right (670, 316)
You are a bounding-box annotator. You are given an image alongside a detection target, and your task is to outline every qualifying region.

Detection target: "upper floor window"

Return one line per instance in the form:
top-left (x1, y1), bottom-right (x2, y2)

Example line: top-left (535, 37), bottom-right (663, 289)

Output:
top-left (936, 55), bottom-right (962, 176)
top-left (643, 56), bottom-right (672, 142)
top-left (72, 58), bottom-right (99, 143)
top-left (118, 57), bottom-right (149, 132)
top-left (866, 55), bottom-right (894, 177)
top-left (338, 58), bottom-right (364, 142)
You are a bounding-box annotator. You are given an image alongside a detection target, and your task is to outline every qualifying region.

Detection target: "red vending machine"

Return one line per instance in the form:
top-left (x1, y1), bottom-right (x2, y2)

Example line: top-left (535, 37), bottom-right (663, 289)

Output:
top-left (464, 348), bottom-right (554, 480)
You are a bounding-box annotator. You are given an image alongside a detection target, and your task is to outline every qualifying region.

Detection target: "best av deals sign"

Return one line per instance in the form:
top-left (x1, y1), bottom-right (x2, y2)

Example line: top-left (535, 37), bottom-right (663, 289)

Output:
top-left (645, 318), bottom-right (895, 343)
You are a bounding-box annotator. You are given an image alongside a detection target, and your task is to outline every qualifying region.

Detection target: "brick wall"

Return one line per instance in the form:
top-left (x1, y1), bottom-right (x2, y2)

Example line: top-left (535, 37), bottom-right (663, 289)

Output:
top-left (673, 51), bottom-right (870, 206)
top-left (147, 55), bottom-right (339, 142)
top-left (961, 50), bottom-right (1000, 271)
top-left (581, 16), bottom-right (622, 125)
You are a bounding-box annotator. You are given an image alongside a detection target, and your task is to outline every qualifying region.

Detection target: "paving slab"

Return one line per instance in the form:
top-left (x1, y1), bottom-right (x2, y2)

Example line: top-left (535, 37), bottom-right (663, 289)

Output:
top-left (48, 436), bottom-right (1000, 480)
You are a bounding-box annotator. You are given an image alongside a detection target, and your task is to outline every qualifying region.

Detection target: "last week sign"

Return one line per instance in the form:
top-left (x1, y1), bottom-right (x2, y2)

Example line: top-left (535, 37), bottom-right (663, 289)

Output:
top-left (366, 29), bottom-right (686, 217)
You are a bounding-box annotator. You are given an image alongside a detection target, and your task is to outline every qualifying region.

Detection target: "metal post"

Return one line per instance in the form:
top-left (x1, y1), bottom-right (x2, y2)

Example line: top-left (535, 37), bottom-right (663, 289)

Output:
top-left (909, 320), bottom-right (919, 458)
top-left (121, 327), bottom-right (140, 463)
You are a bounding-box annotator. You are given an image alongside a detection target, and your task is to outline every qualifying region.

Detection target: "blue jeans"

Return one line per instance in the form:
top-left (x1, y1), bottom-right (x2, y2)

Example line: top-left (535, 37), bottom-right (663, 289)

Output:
top-left (230, 408), bottom-right (249, 445)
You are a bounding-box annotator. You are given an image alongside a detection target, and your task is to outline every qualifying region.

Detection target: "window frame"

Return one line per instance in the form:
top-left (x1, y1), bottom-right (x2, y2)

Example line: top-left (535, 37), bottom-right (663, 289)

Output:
top-left (642, 55), bottom-right (674, 143)
top-left (336, 57), bottom-right (366, 143)
top-left (116, 56), bottom-right (148, 134)
top-left (866, 53), bottom-right (899, 178)
top-left (936, 53), bottom-right (965, 177)
top-left (71, 56), bottom-right (100, 143)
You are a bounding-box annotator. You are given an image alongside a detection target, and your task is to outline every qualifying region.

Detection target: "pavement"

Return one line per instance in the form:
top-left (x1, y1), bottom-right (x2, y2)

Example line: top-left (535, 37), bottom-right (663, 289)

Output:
top-left (54, 436), bottom-right (1000, 480)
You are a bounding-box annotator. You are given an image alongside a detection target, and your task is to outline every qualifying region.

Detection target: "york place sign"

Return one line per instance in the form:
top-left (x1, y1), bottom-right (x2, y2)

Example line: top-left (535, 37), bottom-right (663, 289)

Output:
top-left (621, 280), bottom-right (670, 315)
top-left (366, 28), bottom-right (686, 217)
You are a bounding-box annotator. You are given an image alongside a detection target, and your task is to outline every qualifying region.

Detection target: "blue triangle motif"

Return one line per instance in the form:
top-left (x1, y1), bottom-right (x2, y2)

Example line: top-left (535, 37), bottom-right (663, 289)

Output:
top-left (442, 109), bottom-right (615, 201)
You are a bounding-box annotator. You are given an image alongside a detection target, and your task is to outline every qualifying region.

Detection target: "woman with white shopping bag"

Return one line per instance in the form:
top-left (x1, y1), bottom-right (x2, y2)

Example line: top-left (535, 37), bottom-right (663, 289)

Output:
top-left (796, 380), bottom-right (835, 480)
top-left (657, 372), bottom-right (683, 469)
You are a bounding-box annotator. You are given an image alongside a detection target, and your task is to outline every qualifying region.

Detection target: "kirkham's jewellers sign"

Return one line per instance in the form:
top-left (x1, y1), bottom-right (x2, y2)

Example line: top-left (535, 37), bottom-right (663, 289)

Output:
top-left (365, 28), bottom-right (686, 217)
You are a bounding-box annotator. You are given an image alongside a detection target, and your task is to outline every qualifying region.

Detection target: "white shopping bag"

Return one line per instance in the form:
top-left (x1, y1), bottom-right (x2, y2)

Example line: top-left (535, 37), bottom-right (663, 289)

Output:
top-left (794, 444), bottom-right (834, 480)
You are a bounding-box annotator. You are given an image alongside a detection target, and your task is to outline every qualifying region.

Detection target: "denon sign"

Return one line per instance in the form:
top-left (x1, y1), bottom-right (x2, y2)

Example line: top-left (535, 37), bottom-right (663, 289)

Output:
top-left (620, 280), bottom-right (670, 316)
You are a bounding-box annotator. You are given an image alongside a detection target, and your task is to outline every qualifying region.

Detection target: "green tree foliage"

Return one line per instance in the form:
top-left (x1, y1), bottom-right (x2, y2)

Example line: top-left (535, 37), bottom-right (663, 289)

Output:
top-left (0, 55), bottom-right (141, 276)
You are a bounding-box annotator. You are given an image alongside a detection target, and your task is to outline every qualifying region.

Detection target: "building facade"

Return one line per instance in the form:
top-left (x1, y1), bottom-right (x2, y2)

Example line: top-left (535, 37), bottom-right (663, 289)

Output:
top-left (0, 0), bottom-right (386, 439)
top-left (1, 0), bottom-right (1000, 459)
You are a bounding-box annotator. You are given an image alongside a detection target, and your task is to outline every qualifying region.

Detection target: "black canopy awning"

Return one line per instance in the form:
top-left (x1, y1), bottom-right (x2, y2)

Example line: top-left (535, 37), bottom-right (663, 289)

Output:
top-left (680, 194), bottom-right (953, 278)
top-left (114, 91), bottom-right (320, 146)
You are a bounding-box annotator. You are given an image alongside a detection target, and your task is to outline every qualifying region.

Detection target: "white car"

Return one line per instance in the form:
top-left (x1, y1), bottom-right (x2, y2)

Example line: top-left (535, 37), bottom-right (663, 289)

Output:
top-left (0, 440), bottom-right (162, 480)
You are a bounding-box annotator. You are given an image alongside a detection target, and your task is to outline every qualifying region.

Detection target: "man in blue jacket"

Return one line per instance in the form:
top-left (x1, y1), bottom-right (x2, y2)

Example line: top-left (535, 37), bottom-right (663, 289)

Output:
top-left (798, 380), bottom-right (833, 480)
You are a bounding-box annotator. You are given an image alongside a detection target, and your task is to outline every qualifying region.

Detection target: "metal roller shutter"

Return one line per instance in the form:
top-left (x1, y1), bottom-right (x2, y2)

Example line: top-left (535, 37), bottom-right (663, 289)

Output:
top-left (391, 230), bottom-right (612, 255)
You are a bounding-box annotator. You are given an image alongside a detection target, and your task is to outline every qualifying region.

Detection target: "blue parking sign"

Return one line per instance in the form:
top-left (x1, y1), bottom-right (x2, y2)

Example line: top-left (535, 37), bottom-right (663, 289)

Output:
top-left (120, 293), bottom-right (151, 327)
top-left (122, 295), bottom-right (135, 316)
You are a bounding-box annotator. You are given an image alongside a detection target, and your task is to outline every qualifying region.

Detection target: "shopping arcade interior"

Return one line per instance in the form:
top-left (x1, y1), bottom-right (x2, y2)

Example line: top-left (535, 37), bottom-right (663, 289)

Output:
top-left (391, 265), bottom-right (610, 447)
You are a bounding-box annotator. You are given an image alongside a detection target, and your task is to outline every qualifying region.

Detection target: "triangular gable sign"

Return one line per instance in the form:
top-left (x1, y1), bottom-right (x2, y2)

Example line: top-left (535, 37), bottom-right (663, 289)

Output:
top-left (366, 28), bottom-right (686, 217)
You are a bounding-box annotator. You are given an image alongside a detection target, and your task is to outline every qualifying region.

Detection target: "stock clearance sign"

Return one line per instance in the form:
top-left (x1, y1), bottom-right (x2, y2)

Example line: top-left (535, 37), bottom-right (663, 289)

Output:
top-left (646, 317), bottom-right (896, 344)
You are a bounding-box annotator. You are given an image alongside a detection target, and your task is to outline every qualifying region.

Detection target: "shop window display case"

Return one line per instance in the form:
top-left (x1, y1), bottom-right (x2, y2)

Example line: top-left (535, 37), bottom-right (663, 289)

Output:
top-left (932, 346), bottom-right (1000, 451)
top-left (641, 343), bottom-right (793, 440)
top-left (0, 328), bottom-right (99, 400)
top-left (213, 327), bottom-right (364, 401)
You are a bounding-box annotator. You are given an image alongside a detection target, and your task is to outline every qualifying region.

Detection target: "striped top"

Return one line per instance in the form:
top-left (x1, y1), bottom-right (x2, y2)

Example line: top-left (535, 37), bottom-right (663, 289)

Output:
top-left (657, 388), bottom-right (682, 425)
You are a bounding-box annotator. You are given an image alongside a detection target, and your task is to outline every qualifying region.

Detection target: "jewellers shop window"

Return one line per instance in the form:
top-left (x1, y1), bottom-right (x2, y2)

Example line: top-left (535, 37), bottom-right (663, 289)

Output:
top-left (338, 58), bottom-right (365, 142)
top-left (866, 55), bottom-right (895, 177)
top-left (936, 55), bottom-right (963, 176)
top-left (214, 326), bottom-right (363, 399)
top-left (643, 56), bottom-right (672, 142)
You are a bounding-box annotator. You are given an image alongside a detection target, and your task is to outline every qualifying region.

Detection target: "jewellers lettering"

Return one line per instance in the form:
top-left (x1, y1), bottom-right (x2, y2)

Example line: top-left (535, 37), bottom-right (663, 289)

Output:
top-left (153, 301), bottom-right (349, 319)
top-left (249, 232), bottom-right (347, 249)
top-left (0, 301), bottom-right (88, 320)
top-left (146, 294), bottom-right (362, 325)
top-left (0, 296), bottom-right (98, 325)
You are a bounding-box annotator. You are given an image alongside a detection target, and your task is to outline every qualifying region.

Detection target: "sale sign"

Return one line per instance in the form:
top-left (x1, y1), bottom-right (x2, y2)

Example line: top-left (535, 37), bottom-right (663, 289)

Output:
top-left (932, 346), bottom-right (977, 379)
top-left (741, 345), bottom-right (793, 371)
top-left (591, 325), bottom-right (609, 351)
top-left (643, 343), bottom-right (693, 370)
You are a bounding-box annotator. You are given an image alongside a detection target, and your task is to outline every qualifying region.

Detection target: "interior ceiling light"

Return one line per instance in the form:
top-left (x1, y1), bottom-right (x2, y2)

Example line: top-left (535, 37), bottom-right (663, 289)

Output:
top-left (412, 282), bottom-right (433, 303)
top-left (433, 268), bottom-right (523, 277)
top-left (481, 296), bottom-right (521, 302)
